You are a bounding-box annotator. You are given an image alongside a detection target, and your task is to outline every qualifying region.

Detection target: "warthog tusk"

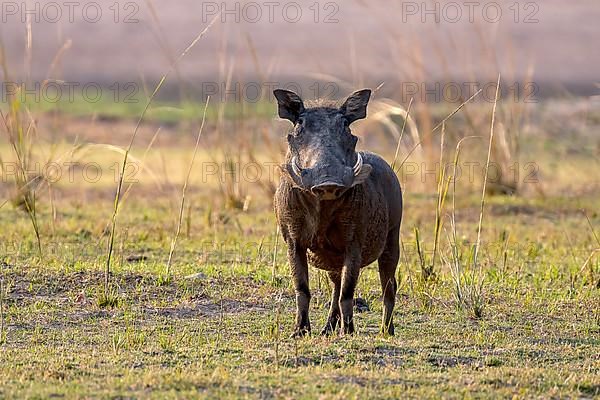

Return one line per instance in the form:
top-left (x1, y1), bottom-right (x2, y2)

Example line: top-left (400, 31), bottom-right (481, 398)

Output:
top-left (353, 153), bottom-right (363, 176)
top-left (291, 156), bottom-right (303, 177)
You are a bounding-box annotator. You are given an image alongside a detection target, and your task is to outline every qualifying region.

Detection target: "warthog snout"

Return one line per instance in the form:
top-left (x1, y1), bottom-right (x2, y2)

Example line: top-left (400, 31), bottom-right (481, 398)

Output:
top-left (311, 181), bottom-right (346, 200)
top-left (290, 152), bottom-right (369, 198)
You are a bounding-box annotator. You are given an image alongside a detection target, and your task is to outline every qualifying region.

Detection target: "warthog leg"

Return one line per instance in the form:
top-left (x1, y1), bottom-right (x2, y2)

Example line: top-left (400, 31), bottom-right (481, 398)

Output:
top-left (320, 271), bottom-right (341, 336)
top-left (340, 251), bottom-right (361, 334)
top-left (378, 225), bottom-right (400, 336)
top-left (289, 244), bottom-right (311, 337)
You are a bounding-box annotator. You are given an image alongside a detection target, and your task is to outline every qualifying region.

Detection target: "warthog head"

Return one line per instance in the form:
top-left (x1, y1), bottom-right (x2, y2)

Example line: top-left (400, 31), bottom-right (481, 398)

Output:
top-left (274, 89), bottom-right (373, 200)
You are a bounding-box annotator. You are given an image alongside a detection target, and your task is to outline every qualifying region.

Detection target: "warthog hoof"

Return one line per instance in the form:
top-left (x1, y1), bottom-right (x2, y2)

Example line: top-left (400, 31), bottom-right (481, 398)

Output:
top-left (290, 326), bottom-right (311, 338)
top-left (319, 318), bottom-right (340, 336)
top-left (380, 324), bottom-right (395, 336)
top-left (342, 321), bottom-right (355, 335)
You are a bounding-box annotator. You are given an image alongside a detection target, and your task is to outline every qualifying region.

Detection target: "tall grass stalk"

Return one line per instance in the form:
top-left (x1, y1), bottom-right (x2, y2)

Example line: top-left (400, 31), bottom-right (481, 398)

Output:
top-left (103, 15), bottom-right (220, 293)
top-left (447, 136), bottom-right (480, 314)
top-left (451, 74), bottom-right (500, 318)
top-left (390, 97), bottom-right (413, 172)
top-left (581, 211), bottom-right (600, 286)
top-left (144, 0), bottom-right (188, 101)
top-left (474, 75), bottom-right (501, 266)
top-left (579, 249), bottom-right (599, 288)
top-left (429, 122), bottom-right (452, 279)
top-left (121, 127), bottom-right (163, 203)
top-left (166, 98), bottom-right (210, 276)
top-left (414, 123), bottom-right (453, 282)
top-left (583, 211), bottom-right (600, 247)
top-left (216, 151), bottom-right (247, 210)
top-left (0, 22), bottom-right (67, 258)
top-left (274, 299), bottom-right (281, 369)
top-left (0, 95), bottom-right (43, 258)
top-left (272, 225), bottom-right (280, 284)
top-left (0, 276), bottom-right (4, 344)
top-left (406, 91), bottom-right (485, 301)
top-left (399, 88), bottom-right (483, 169)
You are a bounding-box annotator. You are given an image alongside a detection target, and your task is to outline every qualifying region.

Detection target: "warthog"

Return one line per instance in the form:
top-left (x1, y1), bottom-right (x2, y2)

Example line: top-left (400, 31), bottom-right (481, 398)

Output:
top-left (273, 88), bottom-right (403, 336)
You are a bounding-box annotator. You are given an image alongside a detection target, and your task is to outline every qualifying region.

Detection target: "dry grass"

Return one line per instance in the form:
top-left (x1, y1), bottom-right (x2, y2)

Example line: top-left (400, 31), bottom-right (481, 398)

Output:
top-left (0, 4), bottom-right (599, 397)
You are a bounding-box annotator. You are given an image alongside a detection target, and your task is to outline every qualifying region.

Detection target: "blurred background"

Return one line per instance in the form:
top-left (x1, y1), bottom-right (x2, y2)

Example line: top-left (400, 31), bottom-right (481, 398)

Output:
top-left (1, 0), bottom-right (599, 230)
top-left (0, 0), bottom-right (598, 96)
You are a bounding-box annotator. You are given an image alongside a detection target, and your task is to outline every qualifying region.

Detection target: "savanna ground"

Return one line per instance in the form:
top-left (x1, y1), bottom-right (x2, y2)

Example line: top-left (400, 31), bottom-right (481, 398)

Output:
top-left (0, 95), bottom-right (599, 399)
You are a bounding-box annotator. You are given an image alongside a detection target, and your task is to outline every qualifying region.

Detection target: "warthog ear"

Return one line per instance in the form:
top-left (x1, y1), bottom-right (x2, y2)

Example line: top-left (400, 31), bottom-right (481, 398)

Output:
top-left (273, 89), bottom-right (305, 124)
top-left (340, 89), bottom-right (372, 124)
top-left (351, 164), bottom-right (372, 187)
